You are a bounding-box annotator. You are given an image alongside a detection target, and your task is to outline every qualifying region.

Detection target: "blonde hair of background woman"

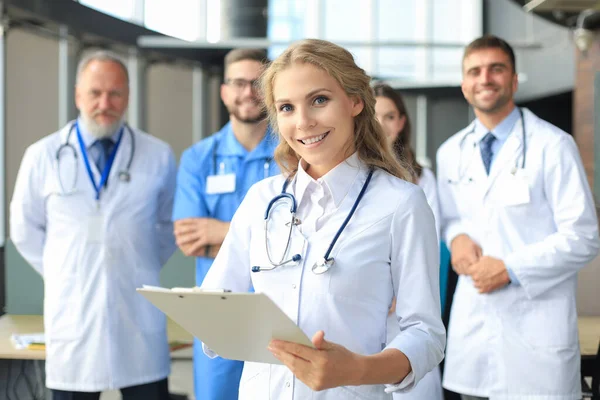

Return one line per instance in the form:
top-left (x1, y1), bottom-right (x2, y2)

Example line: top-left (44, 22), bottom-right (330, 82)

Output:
top-left (260, 38), bottom-right (413, 181)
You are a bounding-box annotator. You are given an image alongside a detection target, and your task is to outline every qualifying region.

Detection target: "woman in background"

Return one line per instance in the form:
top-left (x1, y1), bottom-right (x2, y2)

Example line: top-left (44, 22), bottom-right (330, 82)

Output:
top-left (374, 83), bottom-right (448, 400)
top-left (374, 83), bottom-right (440, 235)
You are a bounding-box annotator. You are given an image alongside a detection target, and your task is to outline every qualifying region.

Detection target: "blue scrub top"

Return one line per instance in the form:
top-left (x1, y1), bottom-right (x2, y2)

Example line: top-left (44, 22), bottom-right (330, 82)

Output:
top-left (172, 122), bottom-right (280, 284)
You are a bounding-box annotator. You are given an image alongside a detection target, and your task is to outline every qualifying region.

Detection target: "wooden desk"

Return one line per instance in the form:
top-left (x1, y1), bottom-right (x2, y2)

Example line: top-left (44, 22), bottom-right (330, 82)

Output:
top-left (3, 314), bottom-right (597, 359)
top-left (0, 314), bottom-right (46, 360)
top-left (0, 314), bottom-right (193, 360)
top-left (579, 316), bottom-right (600, 357)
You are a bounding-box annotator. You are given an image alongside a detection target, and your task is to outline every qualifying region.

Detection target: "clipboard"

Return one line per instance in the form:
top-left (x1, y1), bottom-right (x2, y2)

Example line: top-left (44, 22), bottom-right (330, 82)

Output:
top-left (136, 287), bottom-right (314, 365)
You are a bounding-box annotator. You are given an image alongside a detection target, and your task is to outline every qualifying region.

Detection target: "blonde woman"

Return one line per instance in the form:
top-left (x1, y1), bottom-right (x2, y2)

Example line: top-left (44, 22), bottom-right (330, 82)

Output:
top-left (201, 39), bottom-right (445, 399)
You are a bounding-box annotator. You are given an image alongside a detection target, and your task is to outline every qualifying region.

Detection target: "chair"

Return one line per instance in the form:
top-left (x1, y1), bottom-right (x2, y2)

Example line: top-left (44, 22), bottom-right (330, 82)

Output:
top-left (582, 340), bottom-right (600, 399)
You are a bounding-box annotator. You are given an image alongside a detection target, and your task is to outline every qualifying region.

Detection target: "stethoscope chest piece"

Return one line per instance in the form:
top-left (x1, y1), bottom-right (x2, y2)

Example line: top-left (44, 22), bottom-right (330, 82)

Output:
top-left (119, 171), bottom-right (131, 182)
top-left (312, 258), bottom-right (334, 274)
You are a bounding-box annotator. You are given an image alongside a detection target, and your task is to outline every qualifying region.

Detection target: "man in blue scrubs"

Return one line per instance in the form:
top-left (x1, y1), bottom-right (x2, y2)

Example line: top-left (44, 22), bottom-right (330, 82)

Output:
top-left (172, 49), bottom-right (278, 400)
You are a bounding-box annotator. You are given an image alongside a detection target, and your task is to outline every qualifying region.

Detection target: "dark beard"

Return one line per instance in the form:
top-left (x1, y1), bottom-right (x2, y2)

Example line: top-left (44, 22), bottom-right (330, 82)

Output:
top-left (229, 107), bottom-right (268, 124)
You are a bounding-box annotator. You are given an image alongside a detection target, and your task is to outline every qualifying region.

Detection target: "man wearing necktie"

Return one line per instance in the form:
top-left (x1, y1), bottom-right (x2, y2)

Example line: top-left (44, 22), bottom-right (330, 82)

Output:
top-left (10, 50), bottom-right (177, 400)
top-left (92, 137), bottom-right (114, 174)
top-left (436, 35), bottom-right (599, 399)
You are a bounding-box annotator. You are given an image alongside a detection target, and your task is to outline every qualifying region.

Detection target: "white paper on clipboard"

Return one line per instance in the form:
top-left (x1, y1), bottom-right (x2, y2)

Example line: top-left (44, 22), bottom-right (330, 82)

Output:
top-left (136, 287), bottom-right (314, 365)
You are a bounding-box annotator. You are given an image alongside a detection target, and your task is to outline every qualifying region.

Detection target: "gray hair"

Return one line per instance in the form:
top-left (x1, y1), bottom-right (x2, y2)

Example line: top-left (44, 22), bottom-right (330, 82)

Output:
top-left (75, 50), bottom-right (129, 86)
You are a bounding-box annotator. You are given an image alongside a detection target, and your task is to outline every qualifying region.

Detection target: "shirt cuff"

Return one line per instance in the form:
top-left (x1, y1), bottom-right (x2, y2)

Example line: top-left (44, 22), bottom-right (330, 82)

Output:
top-left (384, 371), bottom-right (415, 393)
top-left (506, 266), bottom-right (521, 286)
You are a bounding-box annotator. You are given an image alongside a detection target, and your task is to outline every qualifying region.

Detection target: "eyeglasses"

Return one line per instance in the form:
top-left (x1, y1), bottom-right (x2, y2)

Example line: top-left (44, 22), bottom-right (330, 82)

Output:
top-left (224, 78), bottom-right (259, 92)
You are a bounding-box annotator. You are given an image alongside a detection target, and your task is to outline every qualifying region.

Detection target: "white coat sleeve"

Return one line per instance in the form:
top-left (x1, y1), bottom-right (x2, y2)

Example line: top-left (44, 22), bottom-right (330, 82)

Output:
top-left (436, 149), bottom-right (475, 246)
top-left (505, 134), bottom-right (599, 299)
top-left (156, 147), bottom-right (178, 266)
top-left (384, 187), bottom-right (446, 392)
top-left (10, 146), bottom-right (46, 275)
top-left (418, 168), bottom-right (441, 241)
top-left (200, 183), bottom-right (255, 293)
top-left (199, 184), bottom-right (255, 358)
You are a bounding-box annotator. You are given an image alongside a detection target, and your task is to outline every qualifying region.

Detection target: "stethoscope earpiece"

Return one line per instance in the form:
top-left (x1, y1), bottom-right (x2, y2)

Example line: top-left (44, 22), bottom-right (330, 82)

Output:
top-left (251, 253), bottom-right (302, 273)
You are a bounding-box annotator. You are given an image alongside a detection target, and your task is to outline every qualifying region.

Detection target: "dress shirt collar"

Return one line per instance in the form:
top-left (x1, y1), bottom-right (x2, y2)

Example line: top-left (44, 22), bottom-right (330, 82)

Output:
top-left (293, 152), bottom-right (367, 208)
top-left (473, 106), bottom-right (520, 143)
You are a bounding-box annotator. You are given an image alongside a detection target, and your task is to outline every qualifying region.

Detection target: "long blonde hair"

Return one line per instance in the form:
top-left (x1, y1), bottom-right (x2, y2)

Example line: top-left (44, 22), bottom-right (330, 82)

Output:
top-left (259, 39), bottom-right (412, 181)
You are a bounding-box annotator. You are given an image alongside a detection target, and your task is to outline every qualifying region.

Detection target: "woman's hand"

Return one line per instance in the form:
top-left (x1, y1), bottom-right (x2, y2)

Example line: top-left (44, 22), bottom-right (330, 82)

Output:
top-left (268, 330), bottom-right (363, 391)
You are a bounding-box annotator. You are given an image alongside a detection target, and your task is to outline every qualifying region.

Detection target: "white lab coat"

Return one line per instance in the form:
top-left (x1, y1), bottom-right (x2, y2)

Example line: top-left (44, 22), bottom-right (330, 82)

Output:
top-left (418, 167), bottom-right (441, 240)
top-left (390, 166), bottom-right (444, 400)
top-left (10, 122), bottom-right (177, 392)
top-left (436, 108), bottom-right (599, 400)
top-left (202, 154), bottom-right (446, 399)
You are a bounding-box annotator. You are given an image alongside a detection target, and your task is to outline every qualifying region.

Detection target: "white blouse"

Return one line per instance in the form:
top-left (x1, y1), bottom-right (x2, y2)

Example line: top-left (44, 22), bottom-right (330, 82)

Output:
top-left (202, 153), bottom-right (445, 400)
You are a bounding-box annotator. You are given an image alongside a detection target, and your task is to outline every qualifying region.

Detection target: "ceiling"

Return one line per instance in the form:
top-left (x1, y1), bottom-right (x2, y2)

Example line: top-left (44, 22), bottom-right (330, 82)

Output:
top-left (3, 0), bottom-right (233, 66)
top-left (523, 0), bottom-right (600, 12)
top-left (514, 0), bottom-right (600, 28)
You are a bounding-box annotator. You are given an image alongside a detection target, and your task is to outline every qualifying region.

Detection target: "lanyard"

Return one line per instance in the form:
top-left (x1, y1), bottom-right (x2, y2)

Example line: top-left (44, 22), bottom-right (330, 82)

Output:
top-left (75, 120), bottom-right (124, 202)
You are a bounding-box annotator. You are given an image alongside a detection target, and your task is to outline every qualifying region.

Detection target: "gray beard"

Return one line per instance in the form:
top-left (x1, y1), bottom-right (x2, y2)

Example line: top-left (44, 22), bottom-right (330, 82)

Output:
top-left (80, 113), bottom-right (124, 138)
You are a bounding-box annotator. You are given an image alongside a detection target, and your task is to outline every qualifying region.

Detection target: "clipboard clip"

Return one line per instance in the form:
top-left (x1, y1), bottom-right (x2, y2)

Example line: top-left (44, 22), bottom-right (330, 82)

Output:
top-left (140, 285), bottom-right (231, 293)
top-left (172, 287), bottom-right (232, 293)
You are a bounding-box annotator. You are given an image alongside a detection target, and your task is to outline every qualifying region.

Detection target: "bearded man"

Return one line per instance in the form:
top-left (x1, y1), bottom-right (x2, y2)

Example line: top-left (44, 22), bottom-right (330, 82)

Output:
top-left (11, 50), bottom-right (177, 400)
top-left (172, 48), bottom-right (279, 400)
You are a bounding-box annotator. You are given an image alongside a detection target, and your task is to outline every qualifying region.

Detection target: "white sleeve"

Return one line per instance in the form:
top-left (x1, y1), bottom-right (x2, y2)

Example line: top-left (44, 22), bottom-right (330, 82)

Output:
top-left (436, 147), bottom-right (475, 246)
top-left (418, 168), bottom-right (441, 241)
top-left (200, 184), bottom-right (257, 358)
top-left (10, 146), bottom-right (47, 275)
top-left (200, 185), bottom-right (255, 293)
top-left (505, 134), bottom-right (599, 299)
top-left (156, 146), bottom-right (178, 266)
top-left (384, 187), bottom-right (446, 392)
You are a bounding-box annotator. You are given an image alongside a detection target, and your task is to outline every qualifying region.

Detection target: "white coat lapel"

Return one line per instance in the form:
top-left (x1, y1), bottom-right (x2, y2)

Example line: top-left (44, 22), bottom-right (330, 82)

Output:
top-left (110, 126), bottom-right (132, 183)
top-left (464, 135), bottom-right (488, 198)
top-left (483, 132), bottom-right (522, 198)
top-left (483, 110), bottom-right (530, 198)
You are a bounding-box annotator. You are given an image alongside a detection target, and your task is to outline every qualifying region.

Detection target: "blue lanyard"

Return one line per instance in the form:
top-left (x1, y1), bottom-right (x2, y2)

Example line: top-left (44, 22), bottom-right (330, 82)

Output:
top-left (75, 121), bottom-right (124, 201)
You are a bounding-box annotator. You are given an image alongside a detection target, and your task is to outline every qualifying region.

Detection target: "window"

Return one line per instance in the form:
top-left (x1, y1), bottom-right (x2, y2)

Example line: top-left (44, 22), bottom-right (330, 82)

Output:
top-left (144, 0), bottom-right (205, 41)
top-left (268, 0), bottom-right (305, 59)
top-left (264, 0), bottom-right (483, 83)
top-left (78, 0), bottom-right (137, 21)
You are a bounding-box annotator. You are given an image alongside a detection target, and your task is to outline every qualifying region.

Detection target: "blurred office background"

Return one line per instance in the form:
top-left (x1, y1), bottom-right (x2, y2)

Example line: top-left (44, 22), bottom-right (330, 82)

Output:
top-left (0, 0), bottom-right (598, 398)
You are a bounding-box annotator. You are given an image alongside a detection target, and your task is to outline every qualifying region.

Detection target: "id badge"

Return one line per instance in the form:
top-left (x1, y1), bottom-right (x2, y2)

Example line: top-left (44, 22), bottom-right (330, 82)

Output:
top-left (87, 213), bottom-right (105, 244)
top-left (206, 173), bottom-right (236, 194)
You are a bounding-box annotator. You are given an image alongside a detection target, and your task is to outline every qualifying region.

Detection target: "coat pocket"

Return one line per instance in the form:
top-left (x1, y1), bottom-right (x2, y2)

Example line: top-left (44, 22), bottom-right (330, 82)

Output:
top-left (515, 297), bottom-right (577, 349)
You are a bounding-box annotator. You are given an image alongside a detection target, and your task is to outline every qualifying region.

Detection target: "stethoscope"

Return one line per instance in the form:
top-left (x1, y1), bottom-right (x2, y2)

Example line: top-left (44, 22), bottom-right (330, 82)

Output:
top-left (448, 107), bottom-right (526, 184)
top-left (252, 169), bottom-right (374, 274)
top-left (211, 138), bottom-right (272, 180)
top-left (55, 120), bottom-right (135, 195)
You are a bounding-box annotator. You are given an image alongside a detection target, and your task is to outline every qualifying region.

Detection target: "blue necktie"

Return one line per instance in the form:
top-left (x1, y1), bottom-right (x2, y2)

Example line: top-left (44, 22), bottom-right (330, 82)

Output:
top-left (480, 132), bottom-right (496, 175)
top-left (93, 138), bottom-right (114, 172)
